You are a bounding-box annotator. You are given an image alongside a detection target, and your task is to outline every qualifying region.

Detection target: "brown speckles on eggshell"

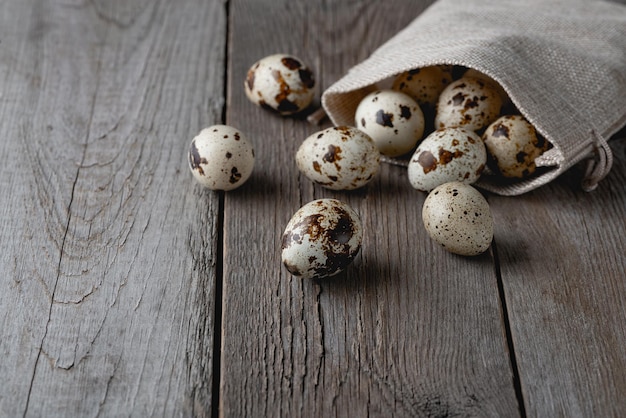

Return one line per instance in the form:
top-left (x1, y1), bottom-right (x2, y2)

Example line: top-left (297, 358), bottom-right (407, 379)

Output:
top-left (229, 167), bottom-right (242, 184)
top-left (492, 123), bottom-right (509, 138)
top-left (281, 199), bottom-right (363, 279)
top-left (323, 144), bottom-right (342, 164)
top-left (281, 57), bottom-right (302, 70)
top-left (418, 150), bottom-right (438, 174)
top-left (438, 148), bottom-right (464, 165)
top-left (189, 141), bottom-right (208, 176)
top-left (299, 68), bottom-right (315, 89)
top-left (451, 92), bottom-right (465, 106)
top-left (246, 69), bottom-right (255, 91)
top-left (277, 98), bottom-right (299, 113)
top-left (375, 110), bottom-right (394, 127)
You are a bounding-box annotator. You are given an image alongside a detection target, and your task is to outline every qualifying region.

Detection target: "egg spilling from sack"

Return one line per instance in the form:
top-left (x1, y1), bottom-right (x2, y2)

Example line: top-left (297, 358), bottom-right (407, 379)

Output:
top-left (281, 199), bottom-right (363, 279)
top-left (244, 54), bottom-right (315, 115)
top-left (422, 182), bottom-right (493, 256)
top-left (188, 125), bottom-right (255, 191)
top-left (355, 89), bottom-right (425, 157)
top-left (296, 126), bottom-right (380, 190)
top-left (482, 115), bottom-right (549, 178)
top-left (435, 76), bottom-right (502, 132)
top-left (407, 127), bottom-right (486, 192)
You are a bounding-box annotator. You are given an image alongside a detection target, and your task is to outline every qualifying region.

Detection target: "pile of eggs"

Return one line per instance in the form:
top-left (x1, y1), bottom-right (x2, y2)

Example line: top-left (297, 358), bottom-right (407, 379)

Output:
top-left (186, 55), bottom-right (551, 279)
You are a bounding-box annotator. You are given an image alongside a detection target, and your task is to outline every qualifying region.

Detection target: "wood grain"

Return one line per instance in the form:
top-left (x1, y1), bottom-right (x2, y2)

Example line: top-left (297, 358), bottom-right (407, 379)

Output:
top-left (222, 0), bottom-right (520, 416)
top-left (491, 137), bottom-right (626, 417)
top-left (0, 0), bottom-right (225, 415)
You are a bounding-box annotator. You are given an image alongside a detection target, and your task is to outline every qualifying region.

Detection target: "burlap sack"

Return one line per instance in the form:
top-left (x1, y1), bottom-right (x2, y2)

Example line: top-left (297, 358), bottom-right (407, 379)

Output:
top-left (321, 0), bottom-right (626, 195)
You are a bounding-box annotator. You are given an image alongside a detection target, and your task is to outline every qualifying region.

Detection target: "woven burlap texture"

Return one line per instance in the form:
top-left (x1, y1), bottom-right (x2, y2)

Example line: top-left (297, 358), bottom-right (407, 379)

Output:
top-left (321, 0), bottom-right (626, 195)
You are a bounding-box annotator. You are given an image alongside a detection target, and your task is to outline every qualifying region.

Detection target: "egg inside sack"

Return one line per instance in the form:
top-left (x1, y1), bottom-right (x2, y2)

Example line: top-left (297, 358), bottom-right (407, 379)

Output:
top-left (435, 76), bottom-right (502, 132)
top-left (188, 125), bottom-right (255, 191)
top-left (482, 115), bottom-right (549, 178)
top-left (422, 182), bottom-right (493, 256)
top-left (392, 65), bottom-right (454, 109)
top-left (244, 53), bottom-right (315, 115)
top-left (355, 89), bottom-right (425, 157)
top-left (296, 126), bottom-right (380, 190)
top-left (281, 199), bottom-right (363, 280)
top-left (462, 68), bottom-right (511, 106)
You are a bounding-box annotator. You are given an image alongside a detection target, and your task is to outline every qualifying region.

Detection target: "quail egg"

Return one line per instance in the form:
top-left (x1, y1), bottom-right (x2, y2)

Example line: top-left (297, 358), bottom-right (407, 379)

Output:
top-left (422, 182), bottom-right (493, 256)
top-left (482, 115), bottom-right (549, 178)
top-left (244, 53), bottom-right (315, 115)
top-left (188, 125), bottom-right (255, 191)
top-left (281, 199), bottom-right (363, 279)
top-left (435, 76), bottom-right (502, 132)
top-left (407, 127), bottom-right (486, 191)
top-left (392, 65), bottom-right (454, 108)
top-left (296, 126), bottom-right (380, 190)
top-left (463, 68), bottom-right (510, 105)
top-left (355, 89), bottom-right (425, 157)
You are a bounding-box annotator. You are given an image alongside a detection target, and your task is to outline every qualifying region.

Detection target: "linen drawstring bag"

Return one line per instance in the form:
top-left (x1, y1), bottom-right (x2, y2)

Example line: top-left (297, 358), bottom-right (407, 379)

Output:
top-left (321, 0), bottom-right (626, 195)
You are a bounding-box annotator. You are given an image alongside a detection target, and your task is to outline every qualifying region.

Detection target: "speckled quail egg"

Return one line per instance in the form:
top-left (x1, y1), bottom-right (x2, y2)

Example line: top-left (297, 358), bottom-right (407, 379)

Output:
top-left (482, 115), bottom-right (549, 178)
top-left (463, 68), bottom-right (510, 105)
top-left (422, 182), bottom-right (493, 256)
top-left (407, 127), bottom-right (486, 191)
top-left (296, 126), bottom-right (380, 190)
top-left (355, 89), bottom-right (425, 157)
top-left (188, 125), bottom-right (254, 191)
top-left (281, 199), bottom-right (363, 279)
top-left (392, 65), bottom-right (453, 108)
top-left (244, 54), bottom-right (315, 115)
top-left (435, 76), bottom-right (502, 132)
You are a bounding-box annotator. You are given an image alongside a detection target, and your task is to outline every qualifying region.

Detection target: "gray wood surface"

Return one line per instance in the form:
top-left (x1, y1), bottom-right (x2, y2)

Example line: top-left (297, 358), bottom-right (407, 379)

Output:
top-left (1, 0), bottom-right (625, 416)
top-left (0, 0), bottom-right (224, 415)
top-left (491, 138), bottom-right (626, 417)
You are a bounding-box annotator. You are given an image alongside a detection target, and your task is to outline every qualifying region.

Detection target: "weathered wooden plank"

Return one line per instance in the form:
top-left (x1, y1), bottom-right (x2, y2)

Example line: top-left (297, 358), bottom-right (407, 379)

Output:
top-left (492, 137), bottom-right (626, 417)
top-left (222, 0), bottom-right (520, 416)
top-left (0, 0), bottom-right (225, 415)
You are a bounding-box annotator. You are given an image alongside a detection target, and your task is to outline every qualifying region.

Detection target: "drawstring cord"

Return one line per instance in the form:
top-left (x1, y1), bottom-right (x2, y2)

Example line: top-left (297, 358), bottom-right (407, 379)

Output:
top-left (582, 130), bottom-right (613, 192)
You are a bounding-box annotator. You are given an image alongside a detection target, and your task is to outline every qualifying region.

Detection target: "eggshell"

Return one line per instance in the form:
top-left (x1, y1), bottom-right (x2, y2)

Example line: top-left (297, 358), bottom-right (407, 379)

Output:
top-left (422, 182), bottom-right (493, 256)
top-left (482, 115), bottom-right (549, 178)
top-left (281, 199), bottom-right (363, 279)
top-left (407, 127), bottom-right (486, 191)
top-left (463, 68), bottom-right (510, 105)
top-left (355, 90), bottom-right (425, 157)
top-left (296, 126), bottom-right (380, 190)
top-left (435, 76), bottom-right (502, 132)
top-left (392, 65), bottom-right (453, 108)
top-left (244, 54), bottom-right (315, 115)
top-left (188, 125), bottom-right (255, 191)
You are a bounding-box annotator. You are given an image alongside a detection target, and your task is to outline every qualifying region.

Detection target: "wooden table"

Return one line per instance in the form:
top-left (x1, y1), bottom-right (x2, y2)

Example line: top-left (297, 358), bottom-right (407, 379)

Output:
top-left (1, 0), bottom-right (625, 416)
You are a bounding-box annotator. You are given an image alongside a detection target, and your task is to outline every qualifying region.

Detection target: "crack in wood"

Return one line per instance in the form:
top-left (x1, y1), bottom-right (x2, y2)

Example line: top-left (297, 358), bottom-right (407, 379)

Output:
top-left (22, 44), bottom-right (102, 416)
